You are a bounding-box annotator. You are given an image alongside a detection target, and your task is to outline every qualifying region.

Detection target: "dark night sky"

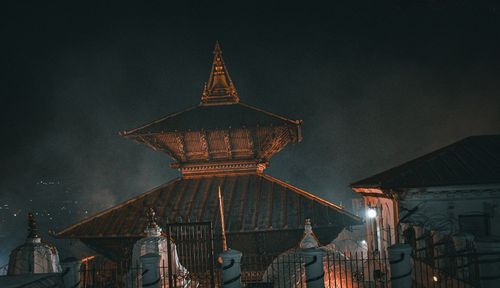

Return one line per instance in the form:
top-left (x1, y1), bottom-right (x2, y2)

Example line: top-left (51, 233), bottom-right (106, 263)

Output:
top-left (1, 1), bottom-right (499, 262)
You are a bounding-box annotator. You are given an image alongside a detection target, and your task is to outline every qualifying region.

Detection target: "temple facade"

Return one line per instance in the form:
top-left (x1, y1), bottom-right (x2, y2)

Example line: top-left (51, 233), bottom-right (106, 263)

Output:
top-left (57, 43), bottom-right (360, 268)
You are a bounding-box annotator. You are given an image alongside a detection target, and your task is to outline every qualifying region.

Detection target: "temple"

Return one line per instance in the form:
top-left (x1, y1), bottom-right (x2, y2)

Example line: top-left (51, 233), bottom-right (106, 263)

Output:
top-left (57, 43), bottom-right (360, 268)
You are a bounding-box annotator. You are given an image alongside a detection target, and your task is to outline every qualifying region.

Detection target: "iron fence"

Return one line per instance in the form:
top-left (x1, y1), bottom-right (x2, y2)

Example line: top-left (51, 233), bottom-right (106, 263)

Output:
top-left (412, 249), bottom-right (500, 288)
top-left (164, 221), bottom-right (216, 287)
top-left (242, 250), bottom-right (390, 288)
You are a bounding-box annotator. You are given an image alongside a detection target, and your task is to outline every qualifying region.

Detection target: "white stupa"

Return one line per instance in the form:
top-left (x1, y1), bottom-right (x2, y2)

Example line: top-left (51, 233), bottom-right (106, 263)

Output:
top-left (7, 212), bottom-right (62, 275)
top-left (128, 208), bottom-right (195, 287)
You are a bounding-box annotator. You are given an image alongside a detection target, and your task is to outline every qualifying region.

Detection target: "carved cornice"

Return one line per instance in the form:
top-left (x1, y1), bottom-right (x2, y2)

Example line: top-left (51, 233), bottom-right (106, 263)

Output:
top-left (172, 160), bottom-right (267, 177)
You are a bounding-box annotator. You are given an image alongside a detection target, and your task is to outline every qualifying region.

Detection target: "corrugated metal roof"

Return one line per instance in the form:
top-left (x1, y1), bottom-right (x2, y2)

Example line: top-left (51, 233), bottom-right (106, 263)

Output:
top-left (57, 173), bottom-right (360, 238)
top-left (351, 135), bottom-right (500, 189)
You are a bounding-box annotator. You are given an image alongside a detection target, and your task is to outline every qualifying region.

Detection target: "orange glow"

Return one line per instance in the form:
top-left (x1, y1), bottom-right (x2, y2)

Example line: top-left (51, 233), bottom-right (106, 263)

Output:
top-left (352, 187), bottom-right (385, 194)
top-left (81, 255), bottom-right (95, 263)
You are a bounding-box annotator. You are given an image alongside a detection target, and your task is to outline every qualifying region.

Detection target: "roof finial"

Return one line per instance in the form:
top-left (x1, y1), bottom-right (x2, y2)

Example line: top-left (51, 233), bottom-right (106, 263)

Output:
top-left (201, 41), bottom-right (239, 105)
top-left (144, 207), bottom-right (162, 237)
top-left (299, 218), bottom-right (320, 249)
top-left (27, 212), bottom-right (39, 239)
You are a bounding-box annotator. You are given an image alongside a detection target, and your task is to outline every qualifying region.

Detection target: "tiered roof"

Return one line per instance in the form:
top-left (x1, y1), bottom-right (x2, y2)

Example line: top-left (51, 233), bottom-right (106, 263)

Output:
top-left (120, 43), bottom-right (302, 176)
top-left (57, 43), bottom-right (360, 258)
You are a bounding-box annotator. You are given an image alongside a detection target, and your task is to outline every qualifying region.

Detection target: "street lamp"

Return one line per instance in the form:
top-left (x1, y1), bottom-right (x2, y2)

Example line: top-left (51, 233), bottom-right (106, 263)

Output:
top-left (366, 207), bottom-right (377, 218)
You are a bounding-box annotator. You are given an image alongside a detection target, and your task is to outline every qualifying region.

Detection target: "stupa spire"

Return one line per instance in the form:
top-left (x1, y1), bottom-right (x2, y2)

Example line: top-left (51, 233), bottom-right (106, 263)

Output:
top-left (144, 207), bottom-right (162, 237)
top-left (201, 41), bottom-right (239, 105)
top-left (27, 212), bottom-right (39, 239)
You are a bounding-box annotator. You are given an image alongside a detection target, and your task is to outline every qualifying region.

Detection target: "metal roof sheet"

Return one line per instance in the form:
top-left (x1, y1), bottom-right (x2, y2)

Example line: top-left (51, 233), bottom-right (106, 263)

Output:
top-left (57, 173), bottom-right (360, 238)
top-left (351, 135), bottom-right (500, 189)
top-left (121, 102), bottom-right (301, 136)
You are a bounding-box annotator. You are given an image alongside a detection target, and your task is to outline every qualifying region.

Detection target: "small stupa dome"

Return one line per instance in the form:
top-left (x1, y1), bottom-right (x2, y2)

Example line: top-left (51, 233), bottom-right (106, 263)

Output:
top-left (7, 213), bottom-right (62, 275)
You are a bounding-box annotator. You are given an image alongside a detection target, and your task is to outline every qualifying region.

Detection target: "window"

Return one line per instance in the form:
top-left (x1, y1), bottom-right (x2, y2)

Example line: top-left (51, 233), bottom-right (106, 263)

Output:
top-left (458, 214), bottom-right (490, 237)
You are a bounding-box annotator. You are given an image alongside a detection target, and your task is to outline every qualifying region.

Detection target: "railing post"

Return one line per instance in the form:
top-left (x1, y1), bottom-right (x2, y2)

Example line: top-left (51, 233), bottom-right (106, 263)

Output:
top-left (388, 243), bottom-right (412, 288)
top-left (299, 218), bottom-right (325, 288)
top-left (61, 257), bottom-right (81, 288)
top-left (219, 249), bottom-right (242, 288)
top-left (301, 248), bottom-right (326, 288)
top-left (140, 253), bottom-right (161, 288)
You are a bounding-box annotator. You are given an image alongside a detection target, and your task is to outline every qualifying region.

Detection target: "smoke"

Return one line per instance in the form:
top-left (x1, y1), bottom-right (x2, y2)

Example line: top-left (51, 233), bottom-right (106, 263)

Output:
top-left (1, 0), bottom-right (499, 264)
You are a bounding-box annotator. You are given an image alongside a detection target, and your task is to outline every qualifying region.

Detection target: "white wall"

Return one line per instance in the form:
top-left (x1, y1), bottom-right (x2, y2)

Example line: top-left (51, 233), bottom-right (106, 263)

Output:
top-left (400, 186), bottom-right (500, 238)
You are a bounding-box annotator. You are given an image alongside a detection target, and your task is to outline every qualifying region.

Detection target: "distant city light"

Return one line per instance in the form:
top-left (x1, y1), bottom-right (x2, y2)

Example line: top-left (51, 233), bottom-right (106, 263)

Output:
top-left (366, 208), bottom-right (377, 218)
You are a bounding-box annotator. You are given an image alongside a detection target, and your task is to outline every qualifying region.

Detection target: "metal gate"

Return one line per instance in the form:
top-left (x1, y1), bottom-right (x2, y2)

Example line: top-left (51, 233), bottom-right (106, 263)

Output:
top-left (163, 221), bottom-right (217, 287)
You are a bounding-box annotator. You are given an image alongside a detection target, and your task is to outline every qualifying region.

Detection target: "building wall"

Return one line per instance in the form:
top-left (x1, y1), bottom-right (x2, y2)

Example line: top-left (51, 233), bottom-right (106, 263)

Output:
top-left (362, 195), bottom-right (398, 256)
top-left (355, 185), bottom-right (500, 257)
top-left (399, 185), bottom-right (500, 238)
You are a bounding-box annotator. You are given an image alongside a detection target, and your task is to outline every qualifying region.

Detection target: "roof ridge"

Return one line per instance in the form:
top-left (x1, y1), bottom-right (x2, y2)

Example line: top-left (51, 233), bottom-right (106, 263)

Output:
top-left (260, 173), bottom-right (360, 221)
top-left (238, 102), bottom-right (302, 125)
top-left (120, 105), bottom-right (198, 136)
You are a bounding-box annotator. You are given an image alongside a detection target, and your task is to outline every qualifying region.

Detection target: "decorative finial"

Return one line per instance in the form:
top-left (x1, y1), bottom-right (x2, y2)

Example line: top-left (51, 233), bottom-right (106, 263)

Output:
top-left (27, 212), bottom-right (39, 239)
top-left (144, 207), bottom-right (162, 237)
top-left (299, 218), bottom-right (320, 249)
top-left (146, 207), bottom-right (156, 228)
top-left (201, 41), bottom-right (239, 105)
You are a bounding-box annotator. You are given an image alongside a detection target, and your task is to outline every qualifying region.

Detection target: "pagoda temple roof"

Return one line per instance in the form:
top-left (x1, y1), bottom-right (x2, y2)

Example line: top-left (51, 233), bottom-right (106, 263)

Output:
top-left (119, 43), bottom-right (302, 173)
top-left (120, 102), bottom-right (301, 136)
top-left (57, 173), bottom-right (361, 239)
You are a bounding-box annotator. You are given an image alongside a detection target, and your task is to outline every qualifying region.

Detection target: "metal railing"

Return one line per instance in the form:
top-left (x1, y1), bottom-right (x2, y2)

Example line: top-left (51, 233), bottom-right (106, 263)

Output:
top-left (241, 250), bottom-right (390, 288)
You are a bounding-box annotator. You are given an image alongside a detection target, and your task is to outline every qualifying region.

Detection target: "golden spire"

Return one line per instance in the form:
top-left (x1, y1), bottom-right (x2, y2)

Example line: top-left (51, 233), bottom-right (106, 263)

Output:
top-left (201, 41), bottom-right (239, 105)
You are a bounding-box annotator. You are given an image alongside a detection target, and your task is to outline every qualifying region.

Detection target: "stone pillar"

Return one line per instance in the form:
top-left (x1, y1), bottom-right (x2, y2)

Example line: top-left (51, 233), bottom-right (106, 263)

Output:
top-left (301, 248), bottom-right (326, 288)
top-left (219, 249), bottom-right (242, 288)
top-left (61, 257), bottom-right (81, 288)
top-left (388, 244), bottom-right (412, 288)
top-left (140, 253), bottom-right (161, 288)
top-left (475, 241), bottom-right (500, 288)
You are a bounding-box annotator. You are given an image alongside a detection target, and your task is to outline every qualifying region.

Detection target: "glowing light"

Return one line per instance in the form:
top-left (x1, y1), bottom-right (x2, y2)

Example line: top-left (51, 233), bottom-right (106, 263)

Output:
top-left (361, 240), bottom-right (367, 245)
top-left (366, 208), bottom-right (377, 218)
top-left (81, 255), bottom-right (95, 263)
top-left (433, 276), bottom-right (439, 282)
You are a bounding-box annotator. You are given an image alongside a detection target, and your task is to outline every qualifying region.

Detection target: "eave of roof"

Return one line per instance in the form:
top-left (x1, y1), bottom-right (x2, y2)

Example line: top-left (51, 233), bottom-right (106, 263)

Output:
top-left (56, 173), bottom-right (361, 239)
top-left (120, 102), bottom-right (301, 137)
top-left (351, 135), bottom-right (500, 190)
